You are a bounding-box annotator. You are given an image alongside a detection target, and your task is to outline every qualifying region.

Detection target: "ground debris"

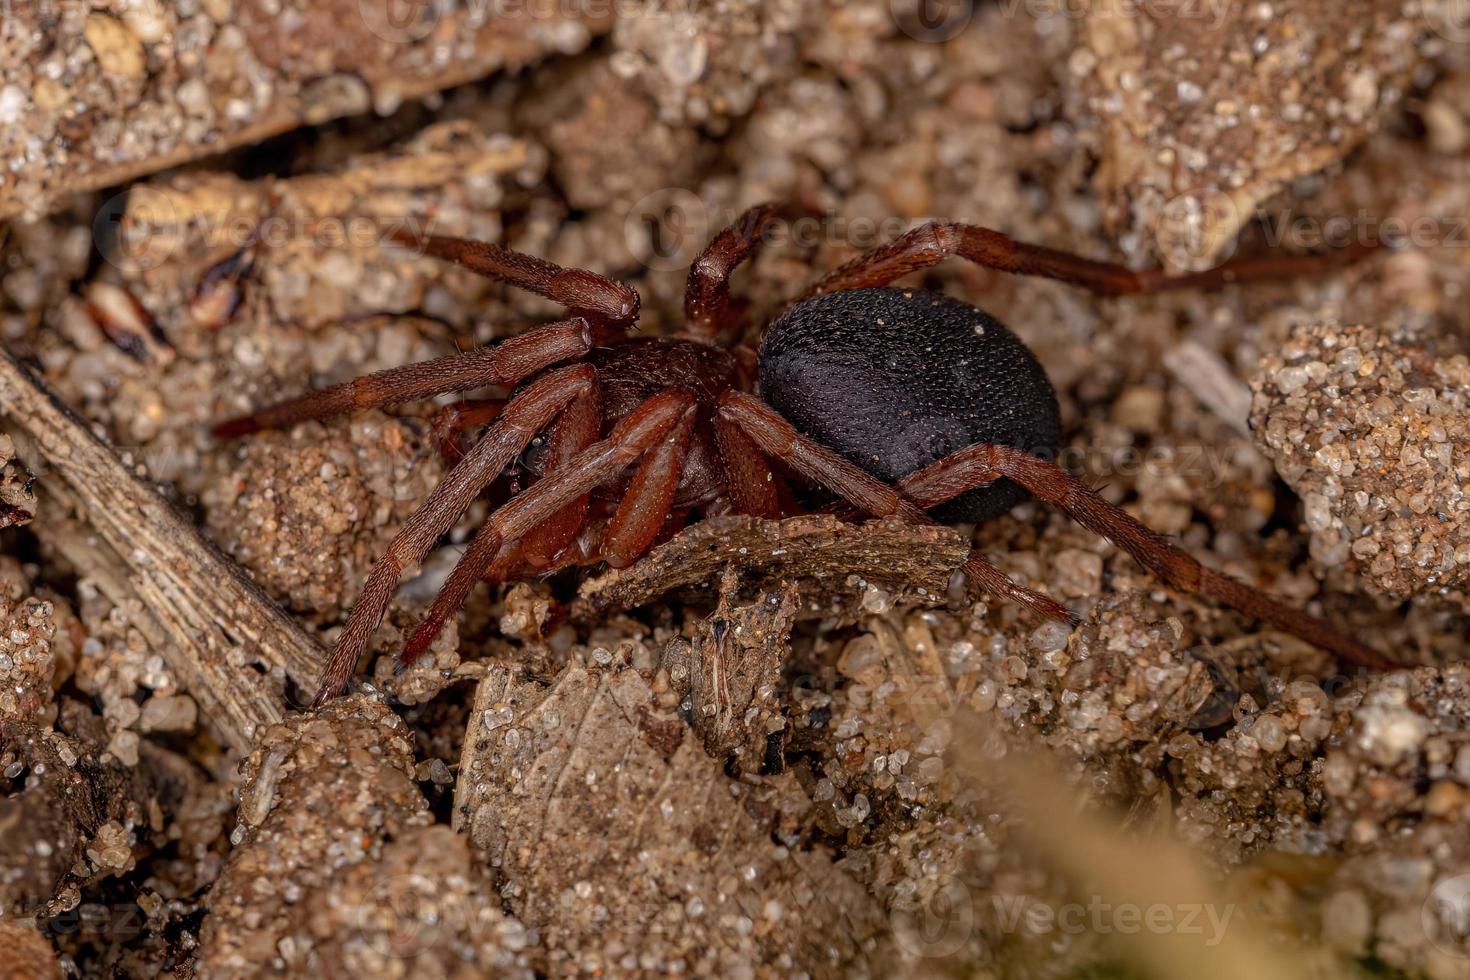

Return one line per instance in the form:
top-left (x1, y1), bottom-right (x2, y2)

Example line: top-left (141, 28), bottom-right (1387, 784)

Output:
top-left (37, 122), bottom-right (535, 505)
top-left (680, 570), bottom-right (799, 772)
top-left (2, 0), bottom-right (1469, 974)
top-left (0, 1), bottom-right (609, 220)
top-left (204, 412), bottom-right (444, 618)
top-left (1252, 320), bottom-right (1470, 605)
top-left (119, 122), bottom-right (535, 339)
top-left (0, 920), bottom-right (62, 980)
top-left (200, 695), bottom-right (534, 977)
top-left (1073, 0), bottom-right (1426, 270)
top-left (0, 561), bottom-right (58, 726)
top-left (1228, 664), bottom-right (1470, 977)
top-left (0, 433), bottom-right (36, 529)
top-left (0, 718), bottom-right (144, 920)
top-left (455, 659), bottom-right (889, 977)
top-left (579, 515), bottom-right (971, 620)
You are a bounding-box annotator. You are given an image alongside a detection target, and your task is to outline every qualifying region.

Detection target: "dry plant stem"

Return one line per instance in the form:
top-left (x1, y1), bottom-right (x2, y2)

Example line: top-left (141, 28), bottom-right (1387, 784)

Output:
top-left (578, 514), bottom-right (972, 614)
top-left (212, 317), bottom-right (593, 438)
top-left (949, 714), bottom-right (1314, 979)
top-left (0, 350), bottom-right (318, 751)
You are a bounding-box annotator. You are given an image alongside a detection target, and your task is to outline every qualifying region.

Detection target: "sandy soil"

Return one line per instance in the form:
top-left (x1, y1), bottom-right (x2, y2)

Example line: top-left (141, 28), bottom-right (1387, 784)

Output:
top-left (3, 1), bottom-right (1470, 977)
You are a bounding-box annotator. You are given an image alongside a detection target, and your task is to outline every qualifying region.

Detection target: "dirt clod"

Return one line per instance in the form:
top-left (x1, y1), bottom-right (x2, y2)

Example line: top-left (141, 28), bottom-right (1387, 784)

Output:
top-left (1252, 320), bottom-right (1470, 606)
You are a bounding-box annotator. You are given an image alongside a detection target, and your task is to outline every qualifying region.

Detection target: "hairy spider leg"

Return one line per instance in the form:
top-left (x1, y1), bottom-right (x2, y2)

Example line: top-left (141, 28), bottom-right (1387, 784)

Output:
top-left (793, 220), bottom-right (1381, 304)
top-left (603, 411), bottom-right (697, 567)
top-left (716, 390), bottom-right (1075, 625)
top-left (396, 376), bottom-right (608, 667)
top-left (428, 399), bottom-right (506, 464)
top-left (311, 363), bottom-right (598, 706)
top-left (713, 413), bottom-right (782, 519)
top-left (898, 443), bottom-right (1392, 671)
top-left (212, 317), bottom-right (592, 438)
top-left (516, 380), bottom-right (605, 569)
top-left (683, 203), bottom-right (783, 341)
top-left (377, 390), bottom-right (698, 703)
top-left (396, 376), bottom-right (607, 666)
top-left (388, 227), bottom-right (640, 323)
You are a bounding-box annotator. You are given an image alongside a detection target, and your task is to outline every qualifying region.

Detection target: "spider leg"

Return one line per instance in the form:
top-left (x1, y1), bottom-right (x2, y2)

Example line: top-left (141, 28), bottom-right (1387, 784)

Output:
top-left (415, 378), bottom-right (602, 646)
top-left (311, 363), bottom-right (598, 706)
top-left (518, 378), bottom-right (604, 569)
top-left (713, 413), bottom-right (781, 519)
top-left (899, 443), bottom-right (1393, 671)
top-left (717, 391), bottom-right (925, 522)
top-left (381, 389), bottom-right (698, 690)
top-left (683, 204), bottom-right (782, 341)
top-left (429, 399), bottom-right (506, 464)
top-left (794, 220), bottom-right (1381, 302)
top-left (397, 538), bottom-right (522, 671)
top-left (213, 316), bottom-right (592, 438)
top-left (716, 390), bottom-right (1073, 624)
top-left (603, 411), bottom-right (695, 567)
top-left (389, 227), bottom-right (640, 323)
top-left (961, 552), bottom-right (1077, 626)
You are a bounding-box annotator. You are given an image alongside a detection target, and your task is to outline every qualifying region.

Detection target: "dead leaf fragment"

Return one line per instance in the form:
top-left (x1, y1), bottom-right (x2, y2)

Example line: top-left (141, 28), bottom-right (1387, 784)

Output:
top-left (456, 661), bottom-right (889, 976)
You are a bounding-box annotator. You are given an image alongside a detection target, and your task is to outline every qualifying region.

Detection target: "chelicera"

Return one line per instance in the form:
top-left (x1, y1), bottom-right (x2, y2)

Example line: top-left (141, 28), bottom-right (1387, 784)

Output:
top-left (211, 205), bottom-right (1391, 707)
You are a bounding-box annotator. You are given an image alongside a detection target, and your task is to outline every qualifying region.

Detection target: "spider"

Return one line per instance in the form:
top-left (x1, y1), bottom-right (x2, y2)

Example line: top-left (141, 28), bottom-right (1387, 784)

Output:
top-left (211, 204), bottom-right (1392, 707)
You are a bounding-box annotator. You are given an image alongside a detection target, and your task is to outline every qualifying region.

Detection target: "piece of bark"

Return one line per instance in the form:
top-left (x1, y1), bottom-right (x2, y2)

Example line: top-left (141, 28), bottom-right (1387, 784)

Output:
top-left (579, 514), bottom-right (972, 618)
top-left (116, 123), bottom-right (536, 338)
top-left (454, 660), bottom-right (888, 976)
top-left (663, 567), bottom-right (800, 772)
top-left (0, 350), bottom-right (319, 752)
top-left (0, 1), bottom-right (612, 220)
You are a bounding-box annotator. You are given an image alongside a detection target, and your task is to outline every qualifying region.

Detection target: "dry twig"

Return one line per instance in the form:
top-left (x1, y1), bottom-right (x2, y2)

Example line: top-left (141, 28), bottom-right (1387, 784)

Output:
top-left (0, 350), bottom-right (319, 751)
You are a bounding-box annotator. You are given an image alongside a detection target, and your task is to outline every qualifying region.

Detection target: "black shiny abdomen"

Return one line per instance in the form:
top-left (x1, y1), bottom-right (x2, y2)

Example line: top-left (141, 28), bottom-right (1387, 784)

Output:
top-left (757, 287), bottom-right (1060, 523)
